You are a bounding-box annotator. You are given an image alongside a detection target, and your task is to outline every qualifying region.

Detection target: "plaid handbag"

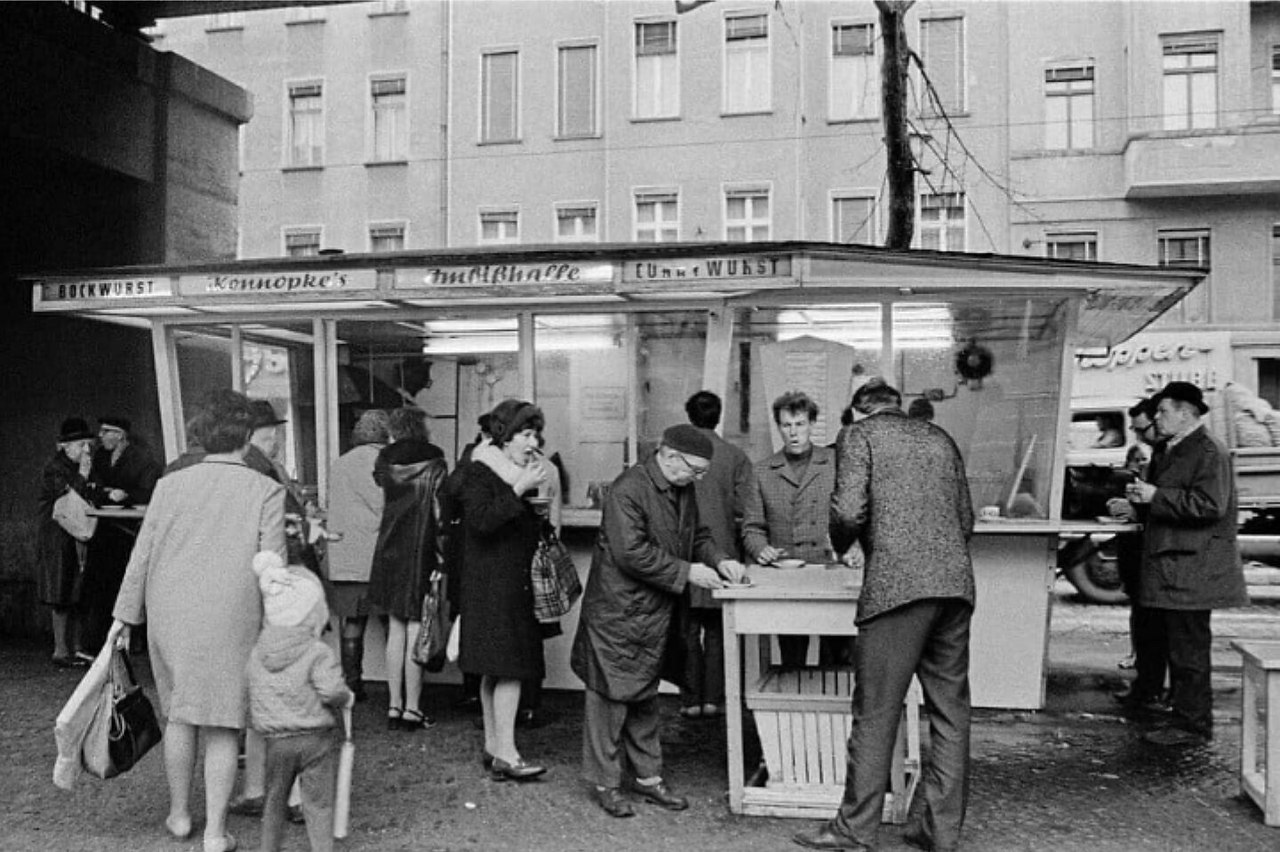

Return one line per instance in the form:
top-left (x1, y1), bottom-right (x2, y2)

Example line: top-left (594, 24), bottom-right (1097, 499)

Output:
top-left (530, 528), bottom-right (581, 623)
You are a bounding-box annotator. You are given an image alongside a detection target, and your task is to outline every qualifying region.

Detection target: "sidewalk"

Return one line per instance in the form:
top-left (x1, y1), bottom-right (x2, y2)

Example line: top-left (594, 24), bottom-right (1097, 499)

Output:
top-left (2, 608), bottom-right (1276, 852)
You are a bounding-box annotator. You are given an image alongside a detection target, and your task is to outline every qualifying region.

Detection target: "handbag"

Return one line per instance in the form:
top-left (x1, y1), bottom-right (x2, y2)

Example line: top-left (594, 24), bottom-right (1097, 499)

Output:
top-left (82, 648), bottom-right (162, 780)
top-left (52, 487), bottom-right (97, 543)
top-left (530, 528), bottom-right (582, 623)
top-left (412, 571), bottom-right (450, 672)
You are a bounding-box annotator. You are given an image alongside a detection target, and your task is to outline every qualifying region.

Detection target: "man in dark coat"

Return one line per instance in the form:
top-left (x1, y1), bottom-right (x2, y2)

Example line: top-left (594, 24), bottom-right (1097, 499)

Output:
top-left (80, 415), bottom-right (160, 653)
top-left (795, 380), bottom-right (974, 852)
top-left (571, 423), bottom-right (744, 818)
top-left (1126, 381), bottom-right (1247, 747)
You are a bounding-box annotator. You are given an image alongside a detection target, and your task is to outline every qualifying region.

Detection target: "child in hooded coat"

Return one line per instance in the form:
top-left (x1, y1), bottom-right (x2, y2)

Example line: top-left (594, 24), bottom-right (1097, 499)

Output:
top-left (247, 551), bottom-right (353, 852)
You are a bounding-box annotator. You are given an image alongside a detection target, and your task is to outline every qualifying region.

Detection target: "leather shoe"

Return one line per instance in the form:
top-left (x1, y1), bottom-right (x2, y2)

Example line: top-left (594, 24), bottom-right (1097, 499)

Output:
top-left (489, 756), bottom-right (547, 782)
top-left (792, 822), bottom-right (869, 851)
top-left (628, 779), bottom-right (689, 811)
top-left (1142, 725), bottom-right (1210, 747)
top-left (903, 825), bottom-right (957, 852)
top-left (594, 786), bottom-right (635, 818)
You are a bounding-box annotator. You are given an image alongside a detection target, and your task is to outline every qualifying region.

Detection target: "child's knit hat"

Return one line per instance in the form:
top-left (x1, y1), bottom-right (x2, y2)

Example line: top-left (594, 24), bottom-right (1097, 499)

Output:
top-left (252, 551), bottom-right (327, 629)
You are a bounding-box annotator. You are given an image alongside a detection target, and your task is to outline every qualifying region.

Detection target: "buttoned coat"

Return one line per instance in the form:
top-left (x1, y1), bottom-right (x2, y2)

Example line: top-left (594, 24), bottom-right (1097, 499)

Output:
top-left (571, 455), bottom-right (728, 702)
top-left (742, 444), bottom-right (837, 564)
top-left (829, 410), bottom-right (975, 624)
top-left (325, 443), bottom-right (385, 584)
top-left (1136, 426), bottom-right (1246, 610)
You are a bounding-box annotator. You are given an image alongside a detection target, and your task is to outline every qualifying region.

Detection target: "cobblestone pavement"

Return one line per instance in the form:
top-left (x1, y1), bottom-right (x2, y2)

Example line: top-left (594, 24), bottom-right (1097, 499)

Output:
top-left (2, 590), bottom-right (1277, 851)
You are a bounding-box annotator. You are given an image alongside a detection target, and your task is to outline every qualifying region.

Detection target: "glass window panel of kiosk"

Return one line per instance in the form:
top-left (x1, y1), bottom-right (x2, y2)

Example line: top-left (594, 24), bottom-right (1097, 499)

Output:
top-left (634, 311), bottom-right (709, 460)
top-left (532, 313), bottom-right (629, 509)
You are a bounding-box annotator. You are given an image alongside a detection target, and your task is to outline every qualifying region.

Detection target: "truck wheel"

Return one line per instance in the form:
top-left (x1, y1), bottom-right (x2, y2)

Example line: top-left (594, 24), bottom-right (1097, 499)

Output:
top-left (1063, 559), bottom-right (1129, 605)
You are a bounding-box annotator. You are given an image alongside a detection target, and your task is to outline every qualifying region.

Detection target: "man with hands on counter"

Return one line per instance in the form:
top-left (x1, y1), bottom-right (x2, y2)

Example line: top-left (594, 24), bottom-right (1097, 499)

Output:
top-left (571, 423), bottom-right (745, 818)
top-left (1122, 381), bottom-right (1246, 747)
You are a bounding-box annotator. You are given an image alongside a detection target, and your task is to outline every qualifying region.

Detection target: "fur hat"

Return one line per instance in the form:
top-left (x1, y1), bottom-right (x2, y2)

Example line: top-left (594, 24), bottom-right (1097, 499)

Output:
top-left (1154, 381), bottom-right (1209, 415)
top-left (252, 551), bottom-right (327, 629)
top-left (661, 423), bottom-right (714, 461)
top-left (58, 417), bottom-right (93, 442)
top-left (488, 399), bottom-right (543, 444)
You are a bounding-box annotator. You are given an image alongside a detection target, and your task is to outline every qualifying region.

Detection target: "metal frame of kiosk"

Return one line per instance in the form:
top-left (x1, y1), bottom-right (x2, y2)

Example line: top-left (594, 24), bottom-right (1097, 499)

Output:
top-left (27, 241), bottom-right (1201, 707)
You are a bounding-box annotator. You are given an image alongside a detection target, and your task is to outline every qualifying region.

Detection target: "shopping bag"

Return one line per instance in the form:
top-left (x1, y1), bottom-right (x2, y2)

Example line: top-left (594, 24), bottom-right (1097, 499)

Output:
top-left (52, 643), bottom-right (114, 790)
top-left (82, 648), bottom-right (162, 780)
top-left (530, 529), bottom-right (581, 622)
top-left (333, 707), bottom-right (355, 839)
top-left (412, 571), bottom-right (450, 672)
top-left (52, 488), bottom-right (97, 542)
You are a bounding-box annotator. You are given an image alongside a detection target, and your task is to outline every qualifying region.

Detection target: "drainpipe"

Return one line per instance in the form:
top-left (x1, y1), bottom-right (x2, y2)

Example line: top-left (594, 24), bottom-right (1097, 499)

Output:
top-left (440, 0), bottom-right (452, 247)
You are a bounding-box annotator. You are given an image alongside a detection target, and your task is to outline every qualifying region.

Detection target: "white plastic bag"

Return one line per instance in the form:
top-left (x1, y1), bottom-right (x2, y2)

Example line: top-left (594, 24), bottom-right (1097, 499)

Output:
top-left (446, 616), bottom-right (461, 664)
top-left (52, 488), bottom-right (97, 543)
top-left (52, 643), bottom-right (113, 790)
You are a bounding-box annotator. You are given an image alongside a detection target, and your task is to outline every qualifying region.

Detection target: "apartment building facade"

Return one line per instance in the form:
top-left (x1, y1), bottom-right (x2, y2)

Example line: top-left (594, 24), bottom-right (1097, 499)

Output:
top-left (151, 0), bottom-right (1280, 399)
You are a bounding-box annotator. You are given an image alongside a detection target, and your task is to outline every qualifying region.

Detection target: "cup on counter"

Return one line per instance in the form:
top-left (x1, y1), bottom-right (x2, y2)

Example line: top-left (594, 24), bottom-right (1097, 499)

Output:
top-left (979, 505), bottom-right (1001, 521)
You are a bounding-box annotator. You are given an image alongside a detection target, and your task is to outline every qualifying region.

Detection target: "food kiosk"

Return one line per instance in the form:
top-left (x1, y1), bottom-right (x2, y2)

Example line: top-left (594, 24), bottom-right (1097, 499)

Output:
top-left (28, 242), bottom-right (1200, 718)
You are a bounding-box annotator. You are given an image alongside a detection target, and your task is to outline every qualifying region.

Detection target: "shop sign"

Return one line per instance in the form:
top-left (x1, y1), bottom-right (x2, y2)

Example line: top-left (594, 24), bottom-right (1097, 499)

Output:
top-left (398, 262), bottom-right (614, 289)
top-left (36, 276), bottom-right (172, 305)
top-left (623, 255), bottom-right (791, 283)
top-left (180, 268), bottom-right (377, 295)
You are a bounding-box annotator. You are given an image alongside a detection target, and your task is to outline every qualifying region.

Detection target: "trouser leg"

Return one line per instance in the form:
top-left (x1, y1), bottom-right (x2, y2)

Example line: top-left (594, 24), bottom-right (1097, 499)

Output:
top-left (261, 738), bottom-right (297, 852)
top-left (701, 610), bottom-right (725, 706)
top-left (1162, 609), bottom-right (1213, 736)
top-left (621, 694), bottom-right (663, 781)
top-left (1131, 604), bottom-right (1168, 700)
top-left (297, 732), bottom-right (338, 852)
top-left (582, 689), bottom-right (629, 789)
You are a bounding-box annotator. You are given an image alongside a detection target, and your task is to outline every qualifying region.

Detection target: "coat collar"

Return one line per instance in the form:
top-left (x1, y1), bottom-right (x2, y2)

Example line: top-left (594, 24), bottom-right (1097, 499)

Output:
top-left (766, 443), bottom-right (832, 487)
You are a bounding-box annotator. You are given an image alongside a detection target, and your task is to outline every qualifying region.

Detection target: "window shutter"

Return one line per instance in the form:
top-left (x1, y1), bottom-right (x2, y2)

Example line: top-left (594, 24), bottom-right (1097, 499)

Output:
top-left (726, 14), bottom-right (767, 41)
top-left (833, 24), bottom-right (874, 57)
top-left (636, 22), bottom-right (676, 56)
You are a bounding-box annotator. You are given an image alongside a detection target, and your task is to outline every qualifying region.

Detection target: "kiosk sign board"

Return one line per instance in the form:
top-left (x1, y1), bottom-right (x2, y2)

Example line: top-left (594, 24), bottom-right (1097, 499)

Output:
top-left (180, 268), bottom-right (378, 295)
top-left (33, 276), bottom-right (173, 310)
top-left (622, 254), bottom-right (792, 284)
top-left (395, 262), bottom-right (614, 293)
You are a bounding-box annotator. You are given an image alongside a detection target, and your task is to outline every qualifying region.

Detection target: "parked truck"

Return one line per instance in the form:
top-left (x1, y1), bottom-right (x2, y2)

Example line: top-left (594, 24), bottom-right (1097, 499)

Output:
top-left (1061, 330), bottom-right (1280, 602)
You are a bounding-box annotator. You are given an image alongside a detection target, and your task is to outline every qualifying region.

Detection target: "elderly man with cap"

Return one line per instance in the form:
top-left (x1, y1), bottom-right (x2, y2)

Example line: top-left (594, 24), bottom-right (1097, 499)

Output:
top-left (80, 415), bottom-right (160, 654)
top-left (1124, 381), bottom-right (1246, 747)
top-left (571, 423), bottom-right (746, 818)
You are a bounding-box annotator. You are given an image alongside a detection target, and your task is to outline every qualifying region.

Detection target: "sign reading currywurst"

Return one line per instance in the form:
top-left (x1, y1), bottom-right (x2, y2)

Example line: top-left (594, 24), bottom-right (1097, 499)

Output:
top-left (40, 277), bottom-right (171, 303)
top-left (181, 268), bottom-right (378, 295)
top-left (623, 255), bottom-right (791, 283)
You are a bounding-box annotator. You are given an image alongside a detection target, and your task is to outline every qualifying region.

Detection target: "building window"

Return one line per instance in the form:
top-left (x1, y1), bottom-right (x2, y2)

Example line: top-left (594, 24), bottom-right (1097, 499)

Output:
top-left (920, 17), bottom-right (965, 115)
top-left (919, 192), bottom-right (965, 251)
top-left (479, 209), bottom-right (519, 244)
top-left (635, 20), bottom-right (679, 119)
top-left (830, 22), bottom-right (879, 121)
top-left (634, 191), bottom-right (679, 242)
top-left (286, 6), bottom-right (326, 24)
top-left (1158, 229), bottom-right (1211, 323)
top-left (1162, 34), bottom-right (1219, 131)
top-left (369, 223), bottom-right (405, 253)
top-left (206, 12), bottom-right (244, 31)
top-left (284, 229), bottom-right (321, 257)
top-left (724, 13), bottom-right (770, 114)
top-left (725, 186), bottom-right (771, 242)
top-left (558, 44), bottom-right (598, 138)
top-left (1272, 45), bottom-right (1280, 116)
top-left (556, 204), bottom-right (598, 242)
top-left (832, 194), bottom-right (877, 244)
top-left (481, 50), bottom-right (519, 143)
top-left (287, 82), bottom-right (324, 167)
top-left (370, 76), bottom-right (407, 162)
top-left (1045, 64), bottom-right (1094, 150)
top-left (368, 0), bottom-right (408, 16)
top-left (1045, 231), bottom-right (1098, 261)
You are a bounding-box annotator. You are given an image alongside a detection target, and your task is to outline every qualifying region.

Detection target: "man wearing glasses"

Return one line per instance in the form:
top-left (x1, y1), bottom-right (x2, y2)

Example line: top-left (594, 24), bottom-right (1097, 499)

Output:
top-left (572, 423), bottom-right (745, 818)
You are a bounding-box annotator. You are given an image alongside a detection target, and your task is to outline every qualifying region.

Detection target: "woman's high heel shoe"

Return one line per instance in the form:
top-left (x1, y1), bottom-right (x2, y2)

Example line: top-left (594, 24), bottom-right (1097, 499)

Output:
top-left (489, 756), bottom-right (546, 782)
top-left (387, 707), bottom-right (403, 730)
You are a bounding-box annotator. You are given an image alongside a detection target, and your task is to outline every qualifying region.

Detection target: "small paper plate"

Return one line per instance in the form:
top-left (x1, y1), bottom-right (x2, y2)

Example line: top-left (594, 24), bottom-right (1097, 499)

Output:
top-left (1094, 515), bottom-right (1126, 525)
top-left (722, 580), bottom-right (754, 589)
top-left (774, 558), bottom-right (806, 570)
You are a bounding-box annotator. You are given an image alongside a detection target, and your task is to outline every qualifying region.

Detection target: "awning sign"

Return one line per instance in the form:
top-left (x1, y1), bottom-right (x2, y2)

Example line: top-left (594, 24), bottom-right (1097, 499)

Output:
top-left (396, 262), bottom-right (614, 289)
top-left (36, 277), bottom-right (172, 305)
top-left (622, 255), bottom-right (791, 283)
top-left (180, 268), bottom-right (378, 295)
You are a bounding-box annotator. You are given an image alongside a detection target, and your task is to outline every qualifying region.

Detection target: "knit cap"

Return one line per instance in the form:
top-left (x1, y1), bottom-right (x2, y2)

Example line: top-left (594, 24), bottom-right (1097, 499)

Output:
top-left (252, 551), bottom-right (327, 629)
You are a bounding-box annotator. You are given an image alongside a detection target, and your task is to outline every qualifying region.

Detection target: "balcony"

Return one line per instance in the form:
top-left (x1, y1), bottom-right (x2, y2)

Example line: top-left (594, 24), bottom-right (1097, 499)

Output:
top-left (1124, 123), bottom-right (1280, 198)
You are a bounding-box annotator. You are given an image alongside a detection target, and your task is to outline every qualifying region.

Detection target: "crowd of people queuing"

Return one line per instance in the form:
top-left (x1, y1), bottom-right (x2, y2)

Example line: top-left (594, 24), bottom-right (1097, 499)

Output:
top-left (34, 373), bottom-right (1242, 852)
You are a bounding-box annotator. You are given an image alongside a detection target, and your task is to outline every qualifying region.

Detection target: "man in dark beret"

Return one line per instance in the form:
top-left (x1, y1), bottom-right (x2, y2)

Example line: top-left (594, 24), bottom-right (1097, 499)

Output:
top-left (1124, 381), bottom-right (1246, 747)
top-left (571, 423), bottom-right (745, 818)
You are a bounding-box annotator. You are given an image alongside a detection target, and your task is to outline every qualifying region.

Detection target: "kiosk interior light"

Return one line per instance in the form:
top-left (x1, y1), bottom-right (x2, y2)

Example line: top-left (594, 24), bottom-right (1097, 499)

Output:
top-left (775, 303), bottom-right (953, 350)
top-left (420, 314), bottom-right (621, 355)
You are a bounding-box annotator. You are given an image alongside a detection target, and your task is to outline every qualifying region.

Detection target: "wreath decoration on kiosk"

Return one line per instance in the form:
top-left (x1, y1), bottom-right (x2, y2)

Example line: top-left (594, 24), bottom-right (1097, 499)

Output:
top-left (955, 340), bottom-right (994, 388)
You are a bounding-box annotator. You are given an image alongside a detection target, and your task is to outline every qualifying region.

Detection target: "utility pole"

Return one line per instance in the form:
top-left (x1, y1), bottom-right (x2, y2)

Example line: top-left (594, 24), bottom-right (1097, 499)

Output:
top-left (876, 0), bottom-right (915, 250)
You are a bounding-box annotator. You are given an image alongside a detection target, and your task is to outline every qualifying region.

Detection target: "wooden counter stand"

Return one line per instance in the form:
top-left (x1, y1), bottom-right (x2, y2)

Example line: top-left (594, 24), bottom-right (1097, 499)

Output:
top-left (1230, 640), bottom-right (1280, 827)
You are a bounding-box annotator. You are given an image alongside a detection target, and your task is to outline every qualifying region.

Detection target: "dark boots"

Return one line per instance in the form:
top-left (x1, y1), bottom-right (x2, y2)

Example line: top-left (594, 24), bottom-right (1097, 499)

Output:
top-left (340, 635), bottom-right (366, 702)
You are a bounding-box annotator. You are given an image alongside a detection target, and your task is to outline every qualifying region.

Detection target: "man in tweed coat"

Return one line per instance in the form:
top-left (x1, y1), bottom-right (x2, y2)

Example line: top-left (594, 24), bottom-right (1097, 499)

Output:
top-left (794, 380), bottom-right (975, 852)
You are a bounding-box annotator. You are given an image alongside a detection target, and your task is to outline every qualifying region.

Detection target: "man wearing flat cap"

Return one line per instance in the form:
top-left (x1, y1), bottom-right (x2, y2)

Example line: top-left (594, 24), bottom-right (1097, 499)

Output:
top-left (1124, 381), bottom-right (1246, 747)
top-left (81, 415), bottom-right (160, 653)
top-left (571, 423), bottom-right (745, 818)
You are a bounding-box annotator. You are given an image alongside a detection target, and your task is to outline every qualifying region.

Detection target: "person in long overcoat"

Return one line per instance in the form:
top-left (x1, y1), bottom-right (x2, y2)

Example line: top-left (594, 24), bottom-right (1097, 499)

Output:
top-left (109, 389), bottom-right (285, 852)
top-left (570, 424), bottom-right (742, 818)
top-left (796, 379), bottom-right (973, 852)
top-left (368, 407), bottom-right (447, 732)
top-left (455, 399), bottom-right (550, 780)
top-left (35, 417), bottom-right (96, 666)
top-left (1126, 381), bottom-right (1247, 746)
top-left (326, 409), bottom-right (391, 699)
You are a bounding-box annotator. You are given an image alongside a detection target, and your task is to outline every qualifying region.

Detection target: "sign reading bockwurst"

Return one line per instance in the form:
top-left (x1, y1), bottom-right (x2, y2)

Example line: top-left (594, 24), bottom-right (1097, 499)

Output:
top-left (623, 255), bottom-right (791, 283)
top-left (38, 277), bottom-right (171, 304)
top-left (181, 269), bottom-right (378, 294)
